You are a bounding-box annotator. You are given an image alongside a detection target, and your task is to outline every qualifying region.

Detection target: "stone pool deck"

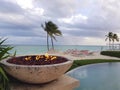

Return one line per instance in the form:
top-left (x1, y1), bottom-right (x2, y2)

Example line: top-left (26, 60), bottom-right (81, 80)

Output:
top-left (10, 75), bottom-right (80, 90)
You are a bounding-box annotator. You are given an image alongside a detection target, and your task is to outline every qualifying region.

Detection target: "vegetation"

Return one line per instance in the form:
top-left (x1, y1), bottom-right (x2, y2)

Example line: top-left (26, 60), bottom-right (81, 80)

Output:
top-left (105, 32), bottom-right (119, 50)
top-left (68, 59), bottom-right (120, 71)
top-left (0, 38), bottom-right (14, 90)
top-left (113, 33), bottom-right (119, 43)
top-left (105, 32), bottom-right (113, 50)
top-left (41, 21), bottom-right (62, 50)
top-left (101, 51), bottom-right (120, 58)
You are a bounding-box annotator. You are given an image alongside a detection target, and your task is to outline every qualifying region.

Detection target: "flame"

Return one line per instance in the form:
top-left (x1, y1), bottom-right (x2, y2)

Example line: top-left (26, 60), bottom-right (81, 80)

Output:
top-left (45, 53), bottom-right (49, 59)
top-left (40, 55), bottom-right (44, 58)
top-left (36, 55), bottom-right (41, 60)
top-left (51, 56), bottom-right (57, 60)
top-left (25, 56), bottom-right (31, 61)
top-left (24, 53), bottom-right (57, 61)
top-left (44, 53), bottom-right (57, 61)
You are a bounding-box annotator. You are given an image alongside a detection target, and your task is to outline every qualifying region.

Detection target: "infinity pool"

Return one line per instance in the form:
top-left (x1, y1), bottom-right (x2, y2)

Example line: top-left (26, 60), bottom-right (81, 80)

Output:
top-left (67, 63), bottom-right (120, 90)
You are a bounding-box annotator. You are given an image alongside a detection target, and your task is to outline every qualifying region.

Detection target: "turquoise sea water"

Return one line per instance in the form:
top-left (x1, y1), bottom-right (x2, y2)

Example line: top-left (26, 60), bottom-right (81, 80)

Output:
top-left (10, 45), bottom-right (108, 55)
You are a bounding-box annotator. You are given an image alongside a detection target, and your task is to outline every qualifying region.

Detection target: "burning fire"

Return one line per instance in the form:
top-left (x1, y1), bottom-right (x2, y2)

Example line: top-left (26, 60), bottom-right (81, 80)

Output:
top-left (24, 53), bottom-right (57, 61)
top-left (25, 56), bottom-right (31, 61)
top-left (36, 55), bottom-right (41, 60)
top-left (45, 53), bottom-right (49, 59)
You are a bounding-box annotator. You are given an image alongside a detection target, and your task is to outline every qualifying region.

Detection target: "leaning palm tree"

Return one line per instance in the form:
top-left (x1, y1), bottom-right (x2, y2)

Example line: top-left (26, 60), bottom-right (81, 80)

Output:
top-left (50, 30), bottom-right (62, 50)
top-left (41, 22), bottom-right (50, 51)
top-left (47, 21), bottom-right (62, 50)
top-left (105, 32), bottom-right (113, 50)
top-left (113, 33), bottom-right (119, 42)
top-left (41, 21), bottom-right (62, 51)
top-left (112, 33), bottom-right (119, 49)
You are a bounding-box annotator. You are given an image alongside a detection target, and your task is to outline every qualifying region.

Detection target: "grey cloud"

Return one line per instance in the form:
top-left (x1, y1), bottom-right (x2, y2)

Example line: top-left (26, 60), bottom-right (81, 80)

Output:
top-left (0, 0), bottom-right (120, 45)
top-left (0, 15), bottom-right (44, 36)
top-left (58, 0), bottom-right (120, 32)
top-left (7, 36), bottom-right (46, 45)
top-left (0, 22), bottom-right (33, 30)
top-left (35, 0), bottom-right (76, 18)
top-left (59, 15), bottom-right (120, 32)
top-left (62, 28), bottom-right (105, 38)
top-left (0, 28), bottom-right (45, 37)
top-left (0, 0), bottom-right (24, 14)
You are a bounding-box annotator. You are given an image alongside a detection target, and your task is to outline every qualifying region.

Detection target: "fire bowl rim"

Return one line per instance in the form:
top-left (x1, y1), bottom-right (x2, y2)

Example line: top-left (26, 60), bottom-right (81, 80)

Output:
top-left (0, 55), bottom-right (73, 67)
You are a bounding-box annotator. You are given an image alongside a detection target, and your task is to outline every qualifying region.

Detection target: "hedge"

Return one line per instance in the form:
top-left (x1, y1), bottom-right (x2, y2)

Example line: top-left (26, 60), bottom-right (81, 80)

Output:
top-left (100, 51), bottom-right (120, 58)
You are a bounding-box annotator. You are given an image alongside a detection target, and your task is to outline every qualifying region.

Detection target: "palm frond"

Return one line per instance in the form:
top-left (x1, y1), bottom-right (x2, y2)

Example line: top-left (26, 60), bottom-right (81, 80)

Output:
top-left (0, 68), bottom-right (8, 81)
top-left (0, 38), bottom-right (7, 45)
top-left (105, 37), bottom-right (108, 41)
top-left (0, 38), bottom-right (14, 90)
top-left (0, 47), bottom-right (13, 61)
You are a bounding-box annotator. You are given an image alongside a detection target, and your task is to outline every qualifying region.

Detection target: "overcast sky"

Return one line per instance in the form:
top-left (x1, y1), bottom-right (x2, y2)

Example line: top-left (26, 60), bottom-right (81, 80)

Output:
top-left (0, 0), bottom-right (120, 45)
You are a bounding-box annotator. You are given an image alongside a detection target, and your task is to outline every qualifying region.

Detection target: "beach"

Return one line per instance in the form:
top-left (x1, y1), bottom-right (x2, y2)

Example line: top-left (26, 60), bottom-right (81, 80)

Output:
top-left (11, 45), bottom-right (108, 55)
top-left (10, 45), bottom-right (120, 60)
top-left (47, 51), bottom-right (120, 60)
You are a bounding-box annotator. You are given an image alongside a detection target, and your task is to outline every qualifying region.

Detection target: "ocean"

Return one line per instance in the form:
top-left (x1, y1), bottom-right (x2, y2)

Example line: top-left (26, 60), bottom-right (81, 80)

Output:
top-left (10, 45), bottom-right (108, 55)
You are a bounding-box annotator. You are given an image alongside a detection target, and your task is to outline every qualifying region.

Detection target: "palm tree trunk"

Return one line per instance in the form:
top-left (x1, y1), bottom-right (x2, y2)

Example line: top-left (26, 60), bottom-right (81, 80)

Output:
top-left (109, 38), bottom-right (110, 50)
top-left (51, 37), bottom-right (54, 50)
top-left (47, 33), bottom-right (49, 51)
top-left (113, 41), bottom-right (114, 50)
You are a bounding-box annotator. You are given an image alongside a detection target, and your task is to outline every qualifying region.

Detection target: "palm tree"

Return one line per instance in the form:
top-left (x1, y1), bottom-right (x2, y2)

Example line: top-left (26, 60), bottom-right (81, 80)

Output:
top-left (41, 22), bottom-right (50, 51)
top-left (113, 33), bottom-right (119, 42)
top-left (41, 21), bottom-right (62, 50)
top-left (105, 32), bottom-right (113, 50)
top-left (112, 33), bottom-right (119, 49)
top-left (47, 21), bottom-right (62, 50)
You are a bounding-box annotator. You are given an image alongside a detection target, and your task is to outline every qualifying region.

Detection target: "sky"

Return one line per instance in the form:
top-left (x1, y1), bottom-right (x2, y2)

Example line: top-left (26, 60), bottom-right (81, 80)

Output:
top-left (0, 0), bottom-right (120, 45)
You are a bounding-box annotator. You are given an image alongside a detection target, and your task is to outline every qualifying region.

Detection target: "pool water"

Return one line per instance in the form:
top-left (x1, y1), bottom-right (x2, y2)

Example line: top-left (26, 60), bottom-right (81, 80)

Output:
top-left (67, 63), bottom-right (120, 90)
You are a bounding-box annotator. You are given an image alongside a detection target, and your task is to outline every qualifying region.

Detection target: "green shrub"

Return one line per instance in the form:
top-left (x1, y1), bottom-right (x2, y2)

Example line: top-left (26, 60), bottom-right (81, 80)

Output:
top-left (100, 51), bottom-right (120, 58)
top-left (68, 59), bottom-right (120, 71)
top-left (0, 38), bottom-right (14, 90)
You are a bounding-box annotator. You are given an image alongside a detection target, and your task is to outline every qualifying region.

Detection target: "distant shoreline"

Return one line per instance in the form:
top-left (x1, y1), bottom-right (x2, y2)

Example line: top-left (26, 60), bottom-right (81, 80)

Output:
top-left (10, 44), bottom-right (107, 46)
top-left (10, 45), bottom-right (108, 56)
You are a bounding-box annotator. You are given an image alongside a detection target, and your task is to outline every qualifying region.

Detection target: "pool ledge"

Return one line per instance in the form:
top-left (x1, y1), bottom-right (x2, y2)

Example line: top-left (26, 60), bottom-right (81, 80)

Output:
top-left (10, 75), bottom-right (80, 90)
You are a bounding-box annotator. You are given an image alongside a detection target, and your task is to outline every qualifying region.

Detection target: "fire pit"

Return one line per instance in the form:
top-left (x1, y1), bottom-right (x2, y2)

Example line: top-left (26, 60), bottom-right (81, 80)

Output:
top-left (0, 54), bottom-right (73, 84)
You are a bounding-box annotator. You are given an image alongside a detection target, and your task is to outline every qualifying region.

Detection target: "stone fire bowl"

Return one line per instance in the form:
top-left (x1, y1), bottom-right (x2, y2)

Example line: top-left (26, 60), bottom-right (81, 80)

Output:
top-left (0, 55), bottom-right (73, 84)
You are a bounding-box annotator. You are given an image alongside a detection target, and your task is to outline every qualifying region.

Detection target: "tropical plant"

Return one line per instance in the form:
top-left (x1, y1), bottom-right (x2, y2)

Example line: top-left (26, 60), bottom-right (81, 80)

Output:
top-left (48, 21), bottom-right (62, 50)
top-left (105, 32), bottom-right (113, 50)
top-left (105, 32), bottom-right (119, 50)
top-left (112, 33), bottom-right (119, 43)
top-left (112, 33), bottom-right (119, 49)
top-left (41, 22), bottom-right (50, 50)
top-left (41, 21), bottom-right (62, 50)
top-left (0, 38), bottom-right (14, 90)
